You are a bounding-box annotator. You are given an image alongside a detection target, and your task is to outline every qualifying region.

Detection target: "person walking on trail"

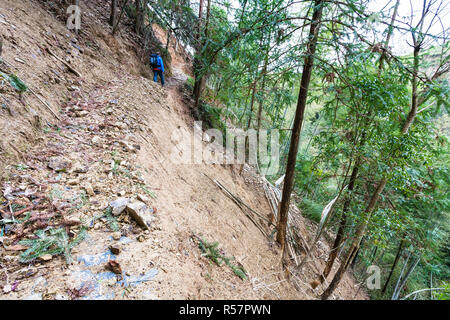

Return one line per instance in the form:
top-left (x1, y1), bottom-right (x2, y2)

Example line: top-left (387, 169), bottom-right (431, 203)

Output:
top-left (150, 52), bottom-right (165, 86)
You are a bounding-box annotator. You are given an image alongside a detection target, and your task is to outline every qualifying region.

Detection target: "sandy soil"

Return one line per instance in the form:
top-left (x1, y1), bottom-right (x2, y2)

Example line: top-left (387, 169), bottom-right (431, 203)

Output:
top-left (0, 0), bottom-right (368, 300)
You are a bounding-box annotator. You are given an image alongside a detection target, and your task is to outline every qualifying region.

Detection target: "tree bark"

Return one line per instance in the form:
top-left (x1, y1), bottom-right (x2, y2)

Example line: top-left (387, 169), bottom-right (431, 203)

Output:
top-left (192, 0), bottom-right (205, 110)
top-left (135, 0), bottom-right (144, 36)
top-left (277, 0), bottom-right (324, 250)
top-left (112, 0), bottom-right (129, 35)
top-left (110, 0), bottom-right (118, 26)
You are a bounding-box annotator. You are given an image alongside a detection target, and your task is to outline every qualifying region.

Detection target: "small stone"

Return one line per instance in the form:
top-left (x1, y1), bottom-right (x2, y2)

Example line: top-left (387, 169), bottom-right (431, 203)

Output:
top-left (67, 178), bottom-right (79, 185)
top-left (112, 232), bottom-right (122, 240)
top-left (84, 183), bottom-right (95, 196)
top-left (137, 235), bottom-right (145, 242)
top-left (92, 136), bottom-right (101, 145)
top-left (106, 108), bottom-right (114, 115)
top-left (40, 254), bottom-right (52, 261)
top-left (118, 190), bottom-right (126, 197)
top-left (110, 197), bottom-right (129, 216)
top-left (76, 110), bottom-right (89, 117)
top-left (73, 164), bottom-right (89, 174)
top-left (3, 284), bottom-right (12, 294)
top-left (115, 122), bottom-right (127, 130)
top-left (109, 245), bottom-right (120, 255)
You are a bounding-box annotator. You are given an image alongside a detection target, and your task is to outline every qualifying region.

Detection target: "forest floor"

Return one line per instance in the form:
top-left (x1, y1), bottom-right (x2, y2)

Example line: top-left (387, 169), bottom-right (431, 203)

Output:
top-left (0, 0), bottom-right (368, 300)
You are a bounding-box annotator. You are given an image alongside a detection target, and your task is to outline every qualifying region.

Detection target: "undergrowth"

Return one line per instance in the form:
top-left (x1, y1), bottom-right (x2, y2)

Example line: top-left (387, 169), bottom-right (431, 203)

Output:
top-left (198, 238), bottom-right (247, 280)
top-left (19, 226), bottom-right (88, 263)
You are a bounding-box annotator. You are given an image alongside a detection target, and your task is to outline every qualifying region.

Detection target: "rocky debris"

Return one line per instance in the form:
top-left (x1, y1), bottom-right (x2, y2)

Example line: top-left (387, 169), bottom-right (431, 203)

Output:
top-left (105, 260), bottom-right (122, 275)
top-left (114, 121), bottom-right (127, 130)
top-left (119, 140), bottom-right (139, 153)
top-left (76, 110), bottom-right (89, 117)
top-left (110, 197), bottom-right (129, 216)
top-left (109, 244), bottom-right (120, 255)
top-left (48, 157), bottom-right (71, 172)
top-left (39, 254), bottom-right (53, 261)
top-left (67, 178), bottom-right (79, 185)
top-left (3, 284), bottom-right (12, 294)
top-left (125, 201), bottom-right (154, 230)
top-left (112, 232), bottom-right (122, 240)
top-left (83, 183), bottom-right (95, 196)
top-left (91, 136), bottom-right (101, 145)
top-left (72, 163), bottom-right (89, 174)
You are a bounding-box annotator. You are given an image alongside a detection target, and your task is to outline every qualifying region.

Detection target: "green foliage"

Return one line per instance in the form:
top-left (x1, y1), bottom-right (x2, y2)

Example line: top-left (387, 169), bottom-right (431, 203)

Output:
top-left (19, 227), bottom-right (87, 263)
top-left (198, 238), bottom-right (247, 280)
top-left (0, 71), bottom-right (28, 92)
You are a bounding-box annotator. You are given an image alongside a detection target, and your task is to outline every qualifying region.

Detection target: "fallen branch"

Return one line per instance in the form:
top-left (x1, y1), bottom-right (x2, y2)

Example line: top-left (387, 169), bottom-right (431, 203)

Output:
top-left (28, 88), bottom-right (61, 121)
top-left (46, 47), bottom-right (82, 77)
top-left (204, 173), bottom-right (269, 238)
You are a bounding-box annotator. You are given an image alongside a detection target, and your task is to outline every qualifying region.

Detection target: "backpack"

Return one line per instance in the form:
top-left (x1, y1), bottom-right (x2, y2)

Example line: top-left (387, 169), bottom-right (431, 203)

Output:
top-left (150, 54), bottom-right (160, 69)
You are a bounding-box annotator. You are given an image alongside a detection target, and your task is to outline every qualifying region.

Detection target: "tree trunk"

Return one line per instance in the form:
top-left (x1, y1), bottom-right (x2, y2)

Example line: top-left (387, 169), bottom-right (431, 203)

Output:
top-left (382, 237), bottom-right (405, 294)
top-left (321, 178), bottom-right (387, 300)
top-left (135, 0), bottom-right (144, 36)
top-left (192, 0), bottom-right (205, 110)
top-left (402, 45), bottom-right (420, 134)
top-left (110, 0), bottom-right (118, 26)
top-left (277, 0), bottom-right (324, 251)
top-left (112, 0), bottom-right (129, 35)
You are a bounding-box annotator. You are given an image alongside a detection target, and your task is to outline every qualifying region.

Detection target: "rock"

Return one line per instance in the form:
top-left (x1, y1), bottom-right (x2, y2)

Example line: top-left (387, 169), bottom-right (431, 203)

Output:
top-left (92, 136), bottom-right (101, 145)
top-left (118, 190), bottom-right (126, 197)
top-left (40, 254), bottom-right (52, 261)
top-left (114, 122), bottom-right (127, 130)
top-left (112, 232), bottom-right (122, 240)
top-left (105, 260), bottom-right (122, 274)
top-left (67, 178), bottom-right (79, 185)
top-left (110, 197), bottom-right (129, 216)
top-left (109, 244), bottom-right (120, 255)
top-left (73, 163), bottom-right (89, 174)
top-left (3, 284), bottom-right (12, 294)
top-left (106, 108), bottom-right (114, 115)
top-left (126, 202), bottom-right (153, 230)
top-left (48, 157), bottom-right (71, 172)
top-left (84, 183), bottom-right (95, 196)
top-left (76, 110), bottom-right (89, 117)
top-left (68, 85), bottom-right (80, 91)
top-left (137, 235), bottom-right (145, 242)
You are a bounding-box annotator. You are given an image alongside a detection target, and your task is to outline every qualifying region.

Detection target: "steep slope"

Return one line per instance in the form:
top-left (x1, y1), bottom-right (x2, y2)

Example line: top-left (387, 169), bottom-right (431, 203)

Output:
top-left (0, 0), bottom-right (367, 300)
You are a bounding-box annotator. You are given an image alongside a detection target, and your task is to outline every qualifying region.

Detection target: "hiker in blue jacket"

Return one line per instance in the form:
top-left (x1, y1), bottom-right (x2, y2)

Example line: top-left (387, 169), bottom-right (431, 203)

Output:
top-left (150, 52), bottom-right (165, 86)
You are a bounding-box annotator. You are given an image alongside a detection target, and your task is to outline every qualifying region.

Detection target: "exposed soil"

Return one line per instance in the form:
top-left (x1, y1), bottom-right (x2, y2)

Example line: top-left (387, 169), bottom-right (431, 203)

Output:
top-left (0, 0), bottom-right (368, 300)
